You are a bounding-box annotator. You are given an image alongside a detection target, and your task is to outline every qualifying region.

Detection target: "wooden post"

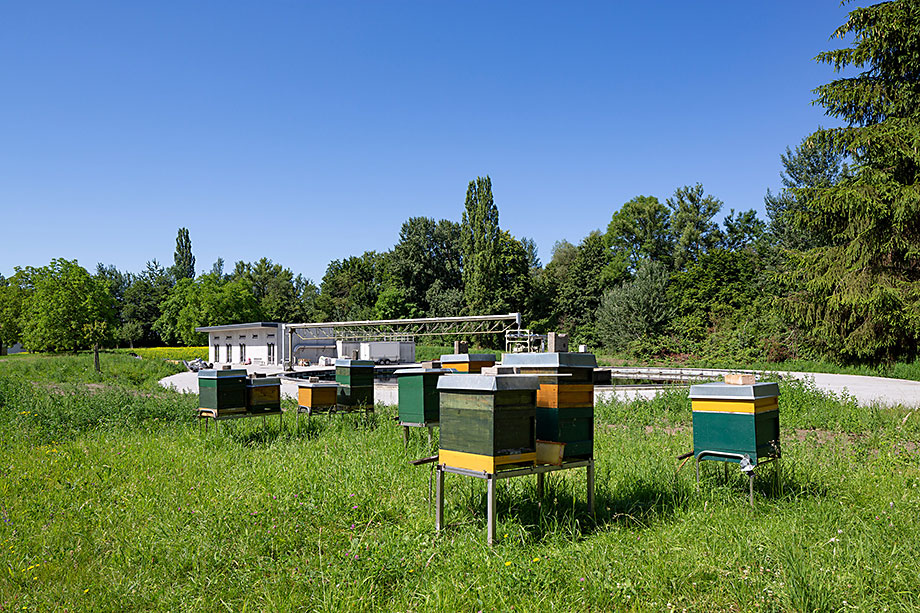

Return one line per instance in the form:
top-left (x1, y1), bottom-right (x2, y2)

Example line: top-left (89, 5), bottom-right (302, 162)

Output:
top-left (403, 426), bottom-right (410, 448)
top-left (536, 473), bottom-right (544, 498)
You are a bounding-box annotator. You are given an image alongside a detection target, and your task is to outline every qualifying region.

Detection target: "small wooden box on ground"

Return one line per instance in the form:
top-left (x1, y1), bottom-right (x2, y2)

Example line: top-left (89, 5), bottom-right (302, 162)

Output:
top-left (501, 352), bottom-right (597, 459)
top-left (690, 382), bottom-right (780, 465)
top-left (198, 369), bottom-right (248, 417)
top-left (395, 368), bottom-right (452, 425)
top-left (297, 380), bottom-right (338, 414)
top-left (246, 377), bottom-right (281, 413)
top-left (437, 374), bottom-right (539, 472)
top-left (335, 359), bottom-right (375, 410)
top-left (439, 353), bottom-right (497, 374)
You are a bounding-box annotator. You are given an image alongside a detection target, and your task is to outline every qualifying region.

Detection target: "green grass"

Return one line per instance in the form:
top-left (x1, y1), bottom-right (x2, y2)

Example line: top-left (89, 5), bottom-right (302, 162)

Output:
top-left (2, 356), bottom-right (920, 610)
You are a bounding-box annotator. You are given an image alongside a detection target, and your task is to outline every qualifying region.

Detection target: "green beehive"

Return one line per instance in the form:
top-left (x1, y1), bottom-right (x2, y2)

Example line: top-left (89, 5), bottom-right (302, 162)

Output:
top-left (437, 374), bottom-right (539, 473)
top-left (501, 352), bottom-right (597, 459)
top-left (690, 382), bottom-right (780, 465)
top-left (335, 359), bottom-right (375, 410)
top-left (198, 369), bottom-right (248, 417)
top-left (395, 368), bottom-right (452, 425)
top-left (247, 377), bottom-right (281, 414)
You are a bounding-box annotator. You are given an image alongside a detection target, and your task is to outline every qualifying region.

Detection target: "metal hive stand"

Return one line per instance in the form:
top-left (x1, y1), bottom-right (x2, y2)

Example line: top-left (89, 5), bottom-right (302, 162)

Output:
top-left (694, 449), bottom-right (781, 507)
top-left (435, 458), bottom-right (595, 546)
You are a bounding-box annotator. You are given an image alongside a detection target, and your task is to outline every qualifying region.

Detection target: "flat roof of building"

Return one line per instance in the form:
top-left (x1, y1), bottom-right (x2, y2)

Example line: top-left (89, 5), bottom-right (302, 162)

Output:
top-left (195, 322), bottom-right (280, 332)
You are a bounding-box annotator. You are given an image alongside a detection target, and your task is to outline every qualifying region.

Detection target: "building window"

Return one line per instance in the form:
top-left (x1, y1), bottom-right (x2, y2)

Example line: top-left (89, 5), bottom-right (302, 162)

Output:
top-left (226, 344), bottom-right (232, 362)
top-left (213, 344), bottom-right (220, 362)
top-left (267, 334), bottom-right (275, 338)
top-left (252, 334), bottom-right (258, 339)
top-left (240, 344), bottom-right (246, 361)
top-left (267, 343), bottom-right (275, 363)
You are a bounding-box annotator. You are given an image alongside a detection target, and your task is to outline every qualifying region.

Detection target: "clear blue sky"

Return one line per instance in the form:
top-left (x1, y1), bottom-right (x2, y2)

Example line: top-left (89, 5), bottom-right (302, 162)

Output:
top-left (0, 1), bottom-right (852, 283)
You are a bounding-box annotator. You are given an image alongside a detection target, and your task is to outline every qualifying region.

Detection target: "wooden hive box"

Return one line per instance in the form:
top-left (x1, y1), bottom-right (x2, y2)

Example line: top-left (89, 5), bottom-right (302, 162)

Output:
top-left (690, 382), bottom-right (780, 465)
top-left (501, 352), bottom-right (597, 459)
top-left (198, 369), bottom-right (248, 417)
top-left (297, 381), bottom-right (338, 413)
top-left (395, 368), bottom-right (451, 425)
top-left (335, 359), bottom-right (375, 386)
top-left (439, 353), bottom-right (497, 374)
top-left (437, 374), bottom-right (539, 472)
top-left (247, 377), bottom-right (281, 413)
top-left (335, 359), bottom-right (375, 410)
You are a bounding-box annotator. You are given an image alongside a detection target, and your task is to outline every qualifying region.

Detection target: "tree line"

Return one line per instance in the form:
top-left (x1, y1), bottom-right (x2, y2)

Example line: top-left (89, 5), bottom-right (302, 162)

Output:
top-left (1, 1), bottom-right (917, 366)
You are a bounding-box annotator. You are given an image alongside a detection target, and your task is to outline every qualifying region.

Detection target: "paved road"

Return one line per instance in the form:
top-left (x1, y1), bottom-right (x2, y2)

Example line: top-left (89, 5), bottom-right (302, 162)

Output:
top-left (160, 367), bottom-right (920, 408)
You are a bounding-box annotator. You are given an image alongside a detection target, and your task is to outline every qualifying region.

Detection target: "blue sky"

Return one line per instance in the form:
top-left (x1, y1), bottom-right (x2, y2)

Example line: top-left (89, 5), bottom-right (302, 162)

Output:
top-left (0, 1), bottom-right (852, 283)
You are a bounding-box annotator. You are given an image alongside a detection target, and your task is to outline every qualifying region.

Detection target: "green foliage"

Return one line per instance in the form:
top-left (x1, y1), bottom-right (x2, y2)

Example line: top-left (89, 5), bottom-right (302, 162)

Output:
top-left (596, 260), bottom-right (673, 351)
top-left (171, 227), bottom-right (196, 281)
top-left (667, 184), bottom-right (723, 270)
top-left (668, 248), bottom-right (763, 342)
top-left (555, 231), bottom-right (625, 342)
top-left (315, 252), bottom-right (387, 321)
top-left (764, 135), bottom-right (848, 251)
top-left (389, 217), bottom-right (463, 315)
top-left (121, 260), bottom-right (172, 347)
top-left (605, 195), bottom-right (672, 269)
top-left (153, 276), bottom-right (261, 346)
top-left (20, 259), bottom-right (117, 353)
top-left (783, 0), bottom-right (920, 362)
top-left (461, 175), bottom-right (501, 315)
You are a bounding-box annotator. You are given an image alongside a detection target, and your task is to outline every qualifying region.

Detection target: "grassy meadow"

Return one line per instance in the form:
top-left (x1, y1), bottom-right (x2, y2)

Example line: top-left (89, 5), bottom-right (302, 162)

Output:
top-left (1, 353), bottom-right (919, 611)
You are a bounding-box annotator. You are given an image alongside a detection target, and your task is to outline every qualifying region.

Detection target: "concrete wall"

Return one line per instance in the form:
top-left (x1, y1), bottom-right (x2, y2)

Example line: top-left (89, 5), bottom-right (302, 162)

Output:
top-left (208, 326), bottom-right (281, 365)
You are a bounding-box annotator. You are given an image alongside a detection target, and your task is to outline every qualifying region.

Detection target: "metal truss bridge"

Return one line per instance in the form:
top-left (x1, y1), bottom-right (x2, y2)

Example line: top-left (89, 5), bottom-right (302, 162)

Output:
top-left (284, 313), bottom-right (523, 343)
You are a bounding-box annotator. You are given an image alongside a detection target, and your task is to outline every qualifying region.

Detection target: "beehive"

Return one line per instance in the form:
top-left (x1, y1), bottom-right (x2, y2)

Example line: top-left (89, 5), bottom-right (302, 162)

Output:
top-left (335, 359), bottom-right (375, 410)
top-left (437, 374), bottom-right (539, 472)
top-left (247, 377), bottom-right (281, 414)
top-left (198, 369), bottom-right (248, 417)
top-left (502, 352), bottom-right (597, 459)
top-left (690, 382), bottom-right (780, 464)
top-left (395, 368), bottom-right (451, 425)
top-left (439, 353), bottom-right (496, 374)
top-left (297, 380), bottom-right (338, 413)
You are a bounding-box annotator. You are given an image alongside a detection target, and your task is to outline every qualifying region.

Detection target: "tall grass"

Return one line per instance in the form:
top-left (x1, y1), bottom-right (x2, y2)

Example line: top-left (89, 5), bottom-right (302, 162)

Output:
top-left (1, 356), bottom-right (919, 610)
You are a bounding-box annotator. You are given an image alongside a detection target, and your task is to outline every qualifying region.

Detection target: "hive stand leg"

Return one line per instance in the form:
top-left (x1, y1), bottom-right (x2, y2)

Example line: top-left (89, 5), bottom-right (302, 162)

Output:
top-left (403, 426), bottom-right (410, 448)
top-left (536, 473), bottom-right (544, 499)
top-left (724, 462), bottom-right (729, 483)
top-left (487, 474), bottom-right (496, 547)
top-left (279, 412), bottom-right (283, 432)
top-left (435, 465), bottom-right (444, 532)
top-left (774, 458), bottom-right (781, 496)
top-left (749, 472), bottom-right (755, 508)
top-left (427, 426), bottom-right (433, 446)
top-left (587, 458), bottom-right (595, 518)
top-left (695, 456), bottom-right (700, 486)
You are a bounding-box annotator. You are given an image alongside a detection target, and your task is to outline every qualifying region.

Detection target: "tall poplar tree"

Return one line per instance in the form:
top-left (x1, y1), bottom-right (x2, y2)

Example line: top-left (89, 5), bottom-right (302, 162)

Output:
top-left (461, 176), bottom-right (501, 315)
top-left (172, 227), bottom-right (196, 281)
top-left (786, 0), bottom-right (920, 361)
